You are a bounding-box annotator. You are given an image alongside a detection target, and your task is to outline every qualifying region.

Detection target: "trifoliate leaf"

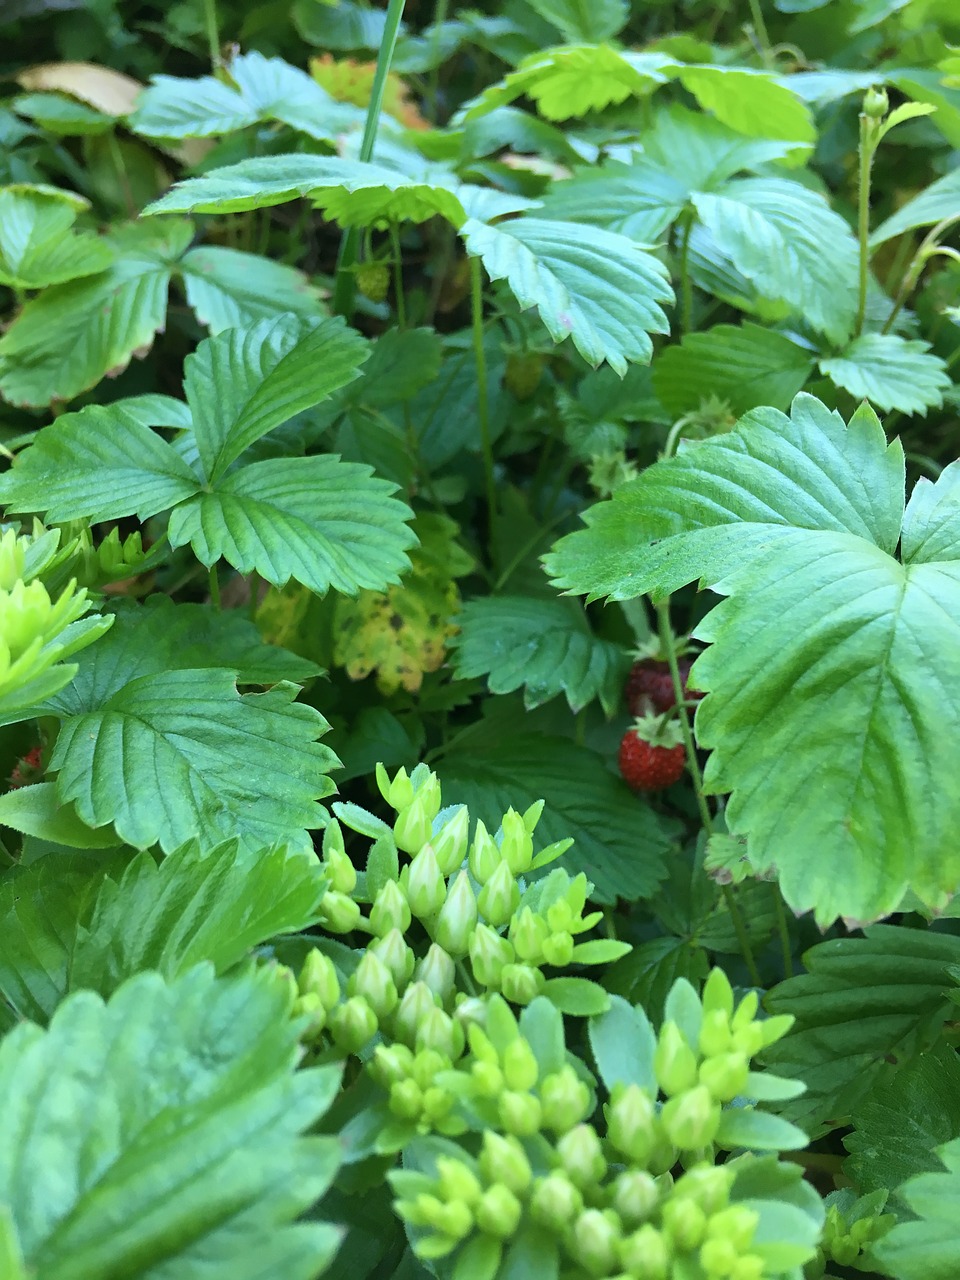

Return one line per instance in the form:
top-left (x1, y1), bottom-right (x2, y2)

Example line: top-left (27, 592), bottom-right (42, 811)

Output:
top-left (462, 217), bottom-right (672, 373)
top-left (654, 323), bottom-right (814, 417)
top-left (527, 0), bottom-right (628, 43)
top-left (130, 49), bottom-right (362, 141)
top-left (179, 245), bottom-right (326, 331)
top-left (463, 44), bottom-right (675, 121)
top-left (333, 513), bottom-right (468, 693)
top-left (693, 178), bottom-right (859, 343)
top-left (449, 595), bottom-right (628, 714)
top-left (870, 168), bottom-right (960, 245)
top-left (0, 219), bottom-right (192, 407)
top-left (0, 185), bottom-right (113, 288)
top-left (0, 966), bottom-right (343, 1278)
top-left (437, 732), bottom-right (676, 903)
top-left (675, 65), bottom-right (815, 145)
top-left (819, 333), bottom-right (951, 415)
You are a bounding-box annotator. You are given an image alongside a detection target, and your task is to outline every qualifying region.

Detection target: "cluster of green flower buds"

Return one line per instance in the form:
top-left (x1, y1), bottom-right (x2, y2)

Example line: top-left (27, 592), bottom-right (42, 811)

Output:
top-left (807, 1190), bottom-right (894, 1277)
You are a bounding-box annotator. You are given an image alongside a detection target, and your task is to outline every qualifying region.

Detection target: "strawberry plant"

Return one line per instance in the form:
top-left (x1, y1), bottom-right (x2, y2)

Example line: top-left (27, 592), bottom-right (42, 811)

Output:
top-left (0, 0), bottom-right (959, 1277)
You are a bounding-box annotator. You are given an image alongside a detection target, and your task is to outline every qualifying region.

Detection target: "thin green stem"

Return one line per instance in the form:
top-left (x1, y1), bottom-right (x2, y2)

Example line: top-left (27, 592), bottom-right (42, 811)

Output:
top-left (427, 0), bottom-right (450, 121)
top-left (773, 886), bottom-right (794, 979)
top-left (855, 114), bottom-right (875, 336)
top-left (470, 255), bottom-right (498, 554)
top-left (202, 0), bottom-right (222, 76)
top-left (721, 884), bottom-right (762, 988)
top-left (107, 131), bottom-right (136, 217)
top-left (332, 0), bottom-right (407, 317)
top-left (208, 564), bottom-right (221, 612)
top-left (678, 210), bottom-right (694, 334)
top-left (747, 0), bottom-right (773, 67)
top-left (390, 223), bottom-right (406, 329)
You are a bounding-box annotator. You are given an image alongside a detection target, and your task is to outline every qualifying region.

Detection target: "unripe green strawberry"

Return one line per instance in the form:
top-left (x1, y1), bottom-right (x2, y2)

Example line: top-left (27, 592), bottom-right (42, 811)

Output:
top-left (505, 353), bottom-right (544, 400)
top-left (356, 261), bottom-right (389, 303)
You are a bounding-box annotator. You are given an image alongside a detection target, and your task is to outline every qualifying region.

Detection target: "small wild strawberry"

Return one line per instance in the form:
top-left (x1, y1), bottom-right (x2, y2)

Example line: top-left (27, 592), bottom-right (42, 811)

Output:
top-left (625, 655), bottom-right (704, 716)
top-left (504, 353), bottom-right (544, 401)
top-left (618, 715), bottom-right (686, 792)
top-left (356, 261), bottom-right (390, 304)
top-left (9, 745), bottom-right (43, 789)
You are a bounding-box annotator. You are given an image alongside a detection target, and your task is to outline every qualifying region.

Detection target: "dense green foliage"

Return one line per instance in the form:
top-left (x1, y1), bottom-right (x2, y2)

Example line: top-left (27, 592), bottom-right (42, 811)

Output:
top-left (1, 0), bottom-right (959, 1277)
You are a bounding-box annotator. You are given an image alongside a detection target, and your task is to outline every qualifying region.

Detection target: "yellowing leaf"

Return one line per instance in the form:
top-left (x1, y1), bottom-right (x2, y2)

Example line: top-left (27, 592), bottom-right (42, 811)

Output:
top-left (333, 514), bottom-right (471, 693)
top-left (309, 54), bottom-right (428, 130)
top-left (16, 62), bottom-right (143, 117)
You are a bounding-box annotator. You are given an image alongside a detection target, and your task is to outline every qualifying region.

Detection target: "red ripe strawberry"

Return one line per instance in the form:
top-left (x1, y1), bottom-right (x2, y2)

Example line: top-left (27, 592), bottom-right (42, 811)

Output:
top-left (625, 655), bottom-right (704, 716)
top-left (618, 716), bottom-right (686, 792)
top-left (8, 745), bottom-right (42, 789)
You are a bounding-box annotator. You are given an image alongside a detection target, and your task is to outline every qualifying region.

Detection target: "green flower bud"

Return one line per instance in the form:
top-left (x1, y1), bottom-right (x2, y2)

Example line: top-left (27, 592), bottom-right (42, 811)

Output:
top-left (476, 1184), bottom-right (523, 1239)
top-left (372, 1042), bottom-right (415, 1087)
top-left (699, 1052), bottom-right (748, 1103)
top-left (661, 1086), bottom-right (720, 1152)
top-left (541, 931), bottom-right (575, 967)
top-left (674, 1165), bottom-right (733, 1215)
top-left (436, 1155), bottom-right (483, 1207)
top-left (298, 948), bottom-right (341, 1009)
top-left (432, 806), bottom-right (470, 876)
top-left (502, 1036), bottom-right (539, 1092)
top-left (393, 981), bottom-right (439, 1048)
top-left (324, 843), bottom-right (357, 896)
top-left (731, 1023), bottom-right (765, 1058)
top-left (500, 962), bottom-right (545, 1006)
top-left (539, 1064), bottom-right (591, 1133)
top-left (556, 1124), bottom-right (606, 1188)
top-left (413, 1048), bottom-right (450, 1089)
top-left (389, 1078), bottom-right (423, 1119)
top-left (731, 991), bottom-right (759, 1030)
top-left (292, 991), bottom-right (326, 1036)
top-left (404, 844), bottom-right (446, 919)
top-left (730, 1257), bottom-right (763, 1280)
top-left (698, 1009), bottom-right (733, 1058)
top-left (655, 1022), bottom-right (699, 1097)
top-left (647, 1133), bottom-right (679, 1177)
top-left (369, 880), bottom-right (412, 937)
top-left (416, 943), bottom-right (456, 1002)
top-left (500, 807), bottom-right (534, 875)
top-left (662, 1197), bottom-right (707, 1252)
top-left (702, 968), bottom-right (734, 1020)
top-left (454, 995), bottom-right (488, 1030)
top-left (498, 1088), bottom-right (542, 1136)
top-left (416, 1005), bottom-right (465, 1060)
top-left (395, 795), bottom-right (434, 854)
top-left (479, 1131), bottom-right (533, 1193)
top-left (606, 1083), bottom-right (658, 1165)
top-left (434, 870), bottom-right (478, 959)
top-left (318, 890), bottom-right (362, 934)
top-left (0, 529), bottom-right (26, 591)
top-left (469, 923), bottom-right (515, 988)
top-left (477, 860), bottom-right (519, 928)
top-left (612, 1170), bottom-right (660, 1226)
top-left (348, 950), bottom-right (399, 1018)
top-left (705, 1206), bottom-right (758, 1252)
top-left (417, 773), bottom-right (443, 823)
top-left (416, 1192), bottom-right (473, 1240)
top-left (422, 1086), bottom-right (454, 1123)
top-left (411, 1231), bottom-right (459, 1260)
top-left (619, 1224), bottom-right (670, 1279)
top-left (510, 907), bottom-right (549, 964)
top-left (330, 995), bottom-right (378, 1053)
top-left (377, 763), bottom-right (414, 810)
top-left (573, 1208), bottom-right (620, 1277)
top-left (469, 819), bottom-right (501, 883)
top-left (530, 1172), bottom-right (583, 1230)
top-left (471, 1059), bottom-right (504, 1096)
top-left (863, 85), bottom-right (889, 119)
top-left (700, 1236), bottom-right (738, 1276)
top-left (369, 927), bottom-right (416, 987)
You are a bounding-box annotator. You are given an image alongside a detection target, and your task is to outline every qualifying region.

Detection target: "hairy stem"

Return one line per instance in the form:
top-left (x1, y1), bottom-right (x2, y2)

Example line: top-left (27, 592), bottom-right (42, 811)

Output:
top-left (208, 564), bottom-right (221, 612)
top-left (677, 209), bottom-right (695, 335)
top-left (773, 885), bottom-right (794, 979)
top-left (470, 255), bottom-right (498, 557)
top-left (855, 113), bottom-right (874, 336)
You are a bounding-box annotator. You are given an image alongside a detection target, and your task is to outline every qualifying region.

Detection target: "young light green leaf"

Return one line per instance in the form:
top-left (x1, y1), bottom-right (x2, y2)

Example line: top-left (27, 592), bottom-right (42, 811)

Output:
top-left (901, 460), bottom-right (960, 565)
top-left (870, 167), bottom-right (960, 245)
top-left (449, 595), bottom-right (628, 714)
top-left (0, 966), bottom-right (343, 1279)
top-left (876, 99), bottom-right (938, 142)
top-left (179, 245), bottom-right (326, 331)
top-left (675, 65), bottom-right (815, 144)
top-left (462, 217), bottom-right (672, 373)
top-left (654, 323), bottom-right (814, 417)
top-left (0, 185), bottom-right (113, 288)
top-left (819, 333), bottom-right (950, 415)
top-left (589, 995), bottom-right (657, 1093)
top-left (527, 0), bottom-right (628, 43)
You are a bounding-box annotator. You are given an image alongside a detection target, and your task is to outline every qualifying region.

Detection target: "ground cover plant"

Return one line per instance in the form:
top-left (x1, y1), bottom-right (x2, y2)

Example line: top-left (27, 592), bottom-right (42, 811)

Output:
top-left (0, 0), bottom-right (959, 1276)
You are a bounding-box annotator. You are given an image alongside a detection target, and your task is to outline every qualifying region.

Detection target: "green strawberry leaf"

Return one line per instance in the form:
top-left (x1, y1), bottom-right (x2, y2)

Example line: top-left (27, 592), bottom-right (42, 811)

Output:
top-left (870, 167), bottom-right (960, 246)
top-left (461, 216), bottom-right (673, 372)
top-left (873, 1133), bottom-right (960, 1279)
top-left (819, 332), bottom-right (951, 415)
top-left (0, 184), bottom-right (113, 288)
top-left (676, 65), bottom-right (815, 144)
top-left (449, 595), bottom-right (628, 714)
top-left (0, 965), bottom-right (343, 1278)
top-left (179, 245), bottom-right (326, 331)
top-left (527, 0), bottom-right (628, 43)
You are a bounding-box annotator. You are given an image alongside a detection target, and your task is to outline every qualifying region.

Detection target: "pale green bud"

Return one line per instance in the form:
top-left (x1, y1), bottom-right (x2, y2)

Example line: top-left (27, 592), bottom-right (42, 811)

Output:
top-left (416, 773), bottom-right (443, 823)
top-left (369, 927), bottom-right (416, 988)
top-left (673, 1165), bottom-right (733, 1215)
top-left (469, 923), bottom-right (515, 988)
top-left (453, 995), bottom-right (488, 1030)
top-left (469, 819), bottom-right (501, 883)
top-left (395, 795), bottom-right (434, 855)
top-left (434, 870), bottom-right (478, 958)
top-left (556, 1124), bottom-right (606, 1188)
top-left (699, 1052), bottom-right (749, 1103)
top-left (479, 1132), bottom-right (532, 1194)
top-left (661, 1086), bottom-right (720, 1152)
top-left (348, 950), bottom-right (398, 1019)
top-left (539, 1065), bottom-right (591, 1133)
top-left (414, 1193), bottom-right (472, 1240)
top-left (612, 1170), bottom-right (659, 1226)
top-left (432, 806), bottom-right (470, 876)
top-left (292, 991), bottom-right (326, 1037)
top-left (477, 860), bottom-right (519, 928)
top-left (330, 995), bottom-right (378, 1053)
top-left (530, 1173), bottom-right (583, 1230)
top-left (509, 907), bottom-right (549, 964)
top-left (619, 1224), bottom-right (670, 1279)
top-left (436, 1156), bottom-right (483, 1207)
top-left (573, 1208), bottom-right (620, 1277)
top-left (298, 948), bottom-right (341, 1009)
top-left (476, 1184), bottom-right (522, 1239)
top-left (416, 1005), bottom-right (465, 1060)
top-left (393, 981), bottom-right (439, 1047)
top-left (502, 1036), bottom-right (539, 1092)
top-left (318, 890), bottom-right (362, 934)
top-left (369, 879), bottom-right (412, 937)
top-left (412, 1048), bottom-right (450, 1089)
top-left (700, 1236), bottom-right (738, 1275)
top-left (606, 1083), bottom-right (658, 1165)
top-left (471, 1059), bottom-right (504, 1096)
top-left (0, 529), bottom-right (26, 591)
top-left (500, 962), bottom-right (545, 1006)
top-left (500, 807), bottom-right (534, 874)
top-left (662, 1197), bottom-right (707, 1252)
top-left (404, 844), bottom-right (446, 919)
top-left (390, 1078), bottom-right (423, 1119)
top-left (378, 763), bottom-right (414, 811)
top-left (498, 1088), bottom-right (542, 1137)
top-left (422, 1086), bottom-right (454, 1124)
top-left (371, 1042), bottom-right (415, 1087)
top-left (541, 931), bottom-right (575, 967)
top-left (655, 1022), bottom-right (699, 1097)
top-left (705, 1205), bottom-right (758, 1252)
top-left (415, 943), bottom-right (456, 1002)
top-left (863, 85), bottom-right (889, 119)
top-left (731, 1023), bottom-right (765, 1058)
top-left (702, 968), bottom-right (734, 1020)
top-left (698, 1009), bottom-right (733, 1058)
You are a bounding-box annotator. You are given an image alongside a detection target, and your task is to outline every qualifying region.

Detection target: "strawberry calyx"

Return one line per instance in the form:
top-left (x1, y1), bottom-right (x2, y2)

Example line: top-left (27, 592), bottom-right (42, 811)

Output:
top-left (628, 711), bottom-right (684, 751)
